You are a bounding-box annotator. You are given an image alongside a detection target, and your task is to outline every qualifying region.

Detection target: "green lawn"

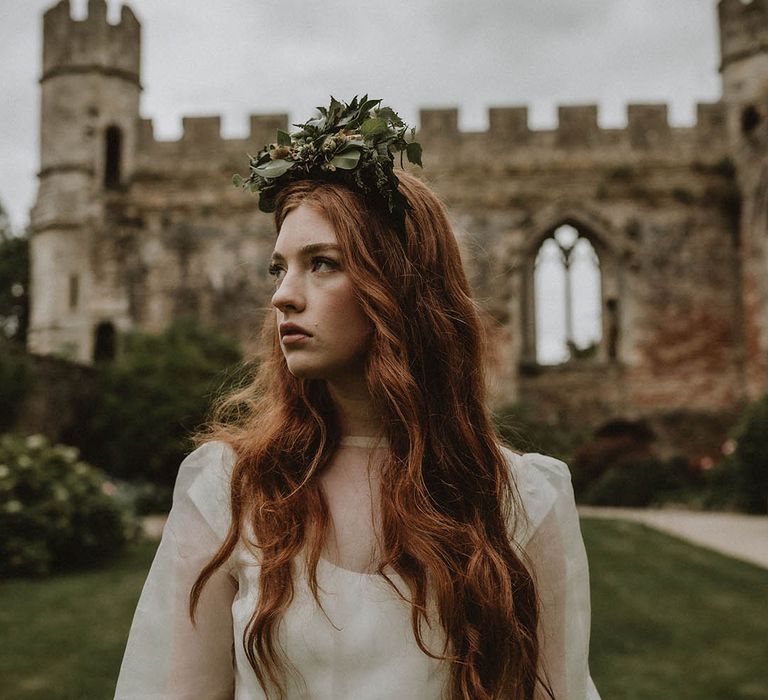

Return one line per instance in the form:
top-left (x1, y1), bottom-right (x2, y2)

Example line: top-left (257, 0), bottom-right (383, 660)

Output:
top-left (582, 519), bottom-right (768, 700)
top-left (0, 538), bottom-right (158, 700)
top-left (1, 521), bottom-right (766, 700)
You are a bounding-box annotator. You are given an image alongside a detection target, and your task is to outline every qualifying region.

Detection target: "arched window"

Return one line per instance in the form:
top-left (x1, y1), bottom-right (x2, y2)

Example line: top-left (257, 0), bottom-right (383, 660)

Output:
top-left (533, 224), bottom-right (602, 365)
top-left (93, 321), bottom-right (116, 363)
top-left (104, 125), bottom-right (122, 189)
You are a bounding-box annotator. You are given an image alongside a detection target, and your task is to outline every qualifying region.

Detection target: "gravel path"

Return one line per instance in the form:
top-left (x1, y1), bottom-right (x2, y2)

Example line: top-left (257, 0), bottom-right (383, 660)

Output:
top-left (578, 506), bottom-right (768, 569)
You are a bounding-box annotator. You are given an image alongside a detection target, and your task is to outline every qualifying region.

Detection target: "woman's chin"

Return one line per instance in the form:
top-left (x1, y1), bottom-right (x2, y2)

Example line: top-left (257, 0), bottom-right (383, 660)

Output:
top-left (284, 362), bottom-right (323, 380)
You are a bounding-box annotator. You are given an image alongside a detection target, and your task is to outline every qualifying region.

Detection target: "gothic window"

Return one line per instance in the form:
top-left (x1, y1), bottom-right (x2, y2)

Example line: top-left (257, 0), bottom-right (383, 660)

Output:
top-left (68, 274), bottom-right (79, 310)
top-left (93, 321), bottom-right (116, 363)
top-left (104, 125), bottom-right (122, 189)
top-left (533, 224), bottom-right (602, 364)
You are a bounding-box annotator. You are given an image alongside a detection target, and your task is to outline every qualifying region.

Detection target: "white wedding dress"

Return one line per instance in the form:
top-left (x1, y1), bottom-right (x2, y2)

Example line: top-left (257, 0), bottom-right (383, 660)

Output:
top-left (114, 438), bottom-right (601, 699)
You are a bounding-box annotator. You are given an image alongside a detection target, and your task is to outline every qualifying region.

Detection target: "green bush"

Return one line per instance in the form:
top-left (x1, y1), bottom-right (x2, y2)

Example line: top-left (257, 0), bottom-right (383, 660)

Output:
top-left (0, 338), bottom-right (31, 432)
top-left (582, 457), bottom-right (693, 507)
top-left (493, 402), bottom-right (592, 463)
top-left (113, 478), bottom-right (173, 515)
top-left (69, 316), bottom-right (244, 487)
top-left (716, 394), bottom-right (768, 513)
top-left (569, 419), bottom-right (657, 498)
top-left (0, 433), bottom-right (140, 577)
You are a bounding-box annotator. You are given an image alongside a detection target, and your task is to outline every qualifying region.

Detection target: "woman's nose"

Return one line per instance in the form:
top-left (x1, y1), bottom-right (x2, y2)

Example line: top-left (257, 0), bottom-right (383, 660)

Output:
top-left (271, 269), bottom-right (305, 312)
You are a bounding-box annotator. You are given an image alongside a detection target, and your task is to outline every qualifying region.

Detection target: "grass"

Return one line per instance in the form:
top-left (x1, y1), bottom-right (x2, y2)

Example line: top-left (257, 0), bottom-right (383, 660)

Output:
top-left (1, 521), bottom-right (767, 699)
top-left (0, 538), bottom-right (158, 700)
top-left (582, 519), bottom-right (768, 700)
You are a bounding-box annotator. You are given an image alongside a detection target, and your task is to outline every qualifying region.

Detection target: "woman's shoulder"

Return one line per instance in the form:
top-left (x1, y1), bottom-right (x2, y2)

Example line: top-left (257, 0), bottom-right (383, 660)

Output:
top-left (497, 444), bottom-right (575, 545)
top-left (498, 444), bottom-right (572, 487)
top-left (174, 440), bottom-right (237, 541)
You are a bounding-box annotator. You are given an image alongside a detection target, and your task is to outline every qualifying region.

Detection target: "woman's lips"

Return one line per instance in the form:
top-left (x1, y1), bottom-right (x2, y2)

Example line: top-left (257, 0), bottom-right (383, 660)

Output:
top-left (281, 333), bottom-right (311, 346)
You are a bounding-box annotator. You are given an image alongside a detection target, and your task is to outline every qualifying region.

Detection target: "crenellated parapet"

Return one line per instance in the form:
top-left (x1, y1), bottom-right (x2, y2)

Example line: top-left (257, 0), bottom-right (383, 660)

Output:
top-left (133, 101), bottom-right (729, 177)
top-left (719, 0), bottom-right (768, 70)
top-left (42, 0), bottom-right (140, 84)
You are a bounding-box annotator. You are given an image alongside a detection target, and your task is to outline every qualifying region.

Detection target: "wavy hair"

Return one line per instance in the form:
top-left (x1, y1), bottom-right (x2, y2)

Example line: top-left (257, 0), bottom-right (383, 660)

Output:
top-left (189, 171), bottom-right (552, 699)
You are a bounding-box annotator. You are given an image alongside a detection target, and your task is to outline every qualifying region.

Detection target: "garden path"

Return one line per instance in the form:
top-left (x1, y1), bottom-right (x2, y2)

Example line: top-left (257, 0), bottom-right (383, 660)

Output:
top-left (578, 506), bottom-right (768, 570)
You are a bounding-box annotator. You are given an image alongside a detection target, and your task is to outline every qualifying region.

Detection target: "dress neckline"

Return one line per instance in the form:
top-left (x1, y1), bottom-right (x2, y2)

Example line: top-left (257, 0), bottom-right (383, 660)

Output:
top-left (339, 435), bottom-right (389, 449)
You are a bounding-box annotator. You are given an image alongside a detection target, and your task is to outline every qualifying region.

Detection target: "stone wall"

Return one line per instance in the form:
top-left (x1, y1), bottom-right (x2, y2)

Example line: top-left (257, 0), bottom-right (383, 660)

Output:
top-left (26, 0), bottom-right (768, 447)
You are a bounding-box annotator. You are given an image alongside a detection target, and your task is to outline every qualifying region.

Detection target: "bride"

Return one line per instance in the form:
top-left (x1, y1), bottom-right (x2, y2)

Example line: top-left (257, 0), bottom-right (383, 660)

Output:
top-left (115, 95), bottom-right (601, 700)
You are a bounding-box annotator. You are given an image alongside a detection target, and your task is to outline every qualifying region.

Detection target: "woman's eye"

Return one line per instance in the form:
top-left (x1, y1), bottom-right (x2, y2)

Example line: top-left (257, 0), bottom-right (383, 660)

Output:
top-left (311, 257), bottom-right (338, 272)
top-left (267, 264), bottom-right (285, 280)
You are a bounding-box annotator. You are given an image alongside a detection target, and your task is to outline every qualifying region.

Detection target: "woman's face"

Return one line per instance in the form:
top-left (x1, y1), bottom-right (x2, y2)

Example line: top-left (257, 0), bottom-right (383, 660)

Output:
top-left (270, 203), bottom-right (373, 384)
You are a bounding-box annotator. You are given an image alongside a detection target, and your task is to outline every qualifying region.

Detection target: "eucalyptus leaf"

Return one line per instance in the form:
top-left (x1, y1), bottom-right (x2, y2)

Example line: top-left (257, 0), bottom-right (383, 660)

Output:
top-left (337, 140), bottom-right (365, 154)
top-left (331, 150), bottom-right (362, 170)
top-left (254, 159), bottom-right (295, 179)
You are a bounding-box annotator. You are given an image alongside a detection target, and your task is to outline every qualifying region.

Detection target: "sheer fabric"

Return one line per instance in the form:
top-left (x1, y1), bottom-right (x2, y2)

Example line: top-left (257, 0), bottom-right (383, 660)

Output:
top-left (114, 441), bottom-right (601, 699)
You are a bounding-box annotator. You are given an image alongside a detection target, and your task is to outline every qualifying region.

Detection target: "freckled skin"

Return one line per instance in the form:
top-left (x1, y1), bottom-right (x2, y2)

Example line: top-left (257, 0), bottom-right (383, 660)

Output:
top-left (270, 204), bottom-right (373, 386)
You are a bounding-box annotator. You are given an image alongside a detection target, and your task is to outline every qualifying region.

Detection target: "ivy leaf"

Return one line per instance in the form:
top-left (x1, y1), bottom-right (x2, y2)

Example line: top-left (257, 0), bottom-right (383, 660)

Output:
top-left (375, 107), bottom-right (403, 127)
top-left (277, 130), bottom-right (292, 146)
top-left (358, 98), bottom-right (381, 116)
top-left (361, 118), bottom-right (388, 139)
top-left (254, 159), bottom-right (295, 179)
top-left (406, 142), bottom-right (423, 167)
top-left (331, 150), bottom-right (362, 170)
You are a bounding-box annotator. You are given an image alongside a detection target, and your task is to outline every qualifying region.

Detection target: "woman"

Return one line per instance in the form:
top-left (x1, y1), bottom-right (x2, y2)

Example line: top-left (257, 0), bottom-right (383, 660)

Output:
top-left (115, 97), bottom-right (601, 700)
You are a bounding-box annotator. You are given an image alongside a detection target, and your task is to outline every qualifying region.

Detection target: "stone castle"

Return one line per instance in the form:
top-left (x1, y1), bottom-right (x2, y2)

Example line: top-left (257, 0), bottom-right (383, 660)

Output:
top-left (27, 0), bottom-right (768, 449)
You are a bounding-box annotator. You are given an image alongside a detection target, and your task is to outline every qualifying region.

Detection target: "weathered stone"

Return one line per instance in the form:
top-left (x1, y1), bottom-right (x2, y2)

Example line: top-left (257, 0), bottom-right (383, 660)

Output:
top-left (26, 1), bottom-right (768, 446)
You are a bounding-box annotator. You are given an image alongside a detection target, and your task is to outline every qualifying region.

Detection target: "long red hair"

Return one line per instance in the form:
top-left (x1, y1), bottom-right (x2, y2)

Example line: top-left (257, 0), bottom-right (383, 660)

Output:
top-left (190, 172), bottom-right (550, 699)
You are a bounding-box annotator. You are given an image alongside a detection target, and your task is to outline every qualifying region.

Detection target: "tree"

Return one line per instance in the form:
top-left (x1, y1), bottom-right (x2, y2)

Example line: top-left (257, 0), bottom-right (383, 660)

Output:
top-left (0, 198), bottom-right (29, 346)
top-left (69, 316), bottom-right (245, 487)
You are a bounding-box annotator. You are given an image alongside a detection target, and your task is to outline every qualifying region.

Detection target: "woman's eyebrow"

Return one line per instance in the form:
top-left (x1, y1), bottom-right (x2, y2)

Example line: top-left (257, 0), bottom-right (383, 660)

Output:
top-left (270, 243), bottom-right (341, 263)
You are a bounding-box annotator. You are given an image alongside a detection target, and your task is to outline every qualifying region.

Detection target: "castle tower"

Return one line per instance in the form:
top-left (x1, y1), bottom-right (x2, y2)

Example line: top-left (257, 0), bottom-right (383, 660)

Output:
top-left (28, 0), bottom-right (141, 363)
top-left (718, 0), bottom-right (768, 399)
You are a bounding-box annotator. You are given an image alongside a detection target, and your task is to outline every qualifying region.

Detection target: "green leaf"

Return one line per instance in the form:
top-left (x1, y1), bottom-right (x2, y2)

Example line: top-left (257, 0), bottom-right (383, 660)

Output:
top-left (361, 118), bottom-right (388, 138)
top-left (277, 130), bottom-right (292, 146)
top-left (231, 173), bottom-right (243, 188)
top-left (337, 139), bottom-right (365, 153)
top-left (253, 159), bottom-right (295, 179)
top-left (406, 142), bottom-right (423, 167)
top-left (358, 98), bottom-right (381, 116)
top-left (330, 150), bottom-right (362, 170)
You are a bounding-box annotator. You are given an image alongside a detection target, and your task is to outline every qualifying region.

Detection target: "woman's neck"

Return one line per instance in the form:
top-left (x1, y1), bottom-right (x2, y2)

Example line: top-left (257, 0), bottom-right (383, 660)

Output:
top-left (326, 376), bottom-right (383, 437)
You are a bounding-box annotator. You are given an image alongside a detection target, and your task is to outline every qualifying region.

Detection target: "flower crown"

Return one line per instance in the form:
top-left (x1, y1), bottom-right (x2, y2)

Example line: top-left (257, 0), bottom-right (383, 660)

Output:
top-left (232, 95), bottom-right (423, 229)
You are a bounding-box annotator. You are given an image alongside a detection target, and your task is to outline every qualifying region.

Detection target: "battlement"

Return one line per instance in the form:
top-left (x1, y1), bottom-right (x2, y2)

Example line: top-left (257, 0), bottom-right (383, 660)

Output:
top-left (718, 0), bottom-right (768, 70)
top-left (42, 0), bottom-right (140, 83)
top-left (418, 102), bottom-right (725, 150)
top-left (134, 102), bottom-right (728, 173)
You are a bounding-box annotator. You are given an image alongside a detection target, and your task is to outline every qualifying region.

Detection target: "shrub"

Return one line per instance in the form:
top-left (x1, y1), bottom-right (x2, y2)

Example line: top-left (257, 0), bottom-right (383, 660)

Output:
top-left (582, 457), bottom-right (692, 507)
top-left (719, 394), bottom-right (768, 513)
top-left (0, 338), bottom-right (31, 432)
top-left (0, 433), bottom-right (140, 577)
top-left (69, 316), bottom-right (244, 487)
top-left (570, 419), bottom-right (656, 498)
top-left (493, 402), bottom-right (592, 464)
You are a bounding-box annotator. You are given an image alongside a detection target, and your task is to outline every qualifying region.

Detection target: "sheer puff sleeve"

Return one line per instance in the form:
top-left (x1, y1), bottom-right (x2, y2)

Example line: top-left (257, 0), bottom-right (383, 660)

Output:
top-left (114, 440), bottom-right (238, 700)
top-left (503, 448), bottom-right (602, 700)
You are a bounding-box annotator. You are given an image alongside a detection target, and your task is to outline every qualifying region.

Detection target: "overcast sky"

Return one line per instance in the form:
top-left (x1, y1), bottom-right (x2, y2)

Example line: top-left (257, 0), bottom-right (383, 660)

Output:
top-left (0, 0), bottom-right (722, 232)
